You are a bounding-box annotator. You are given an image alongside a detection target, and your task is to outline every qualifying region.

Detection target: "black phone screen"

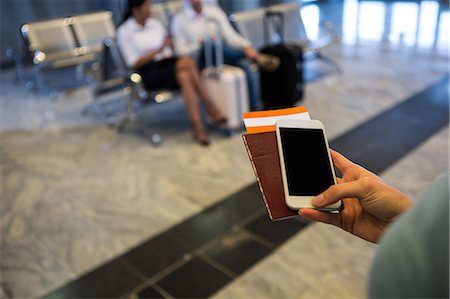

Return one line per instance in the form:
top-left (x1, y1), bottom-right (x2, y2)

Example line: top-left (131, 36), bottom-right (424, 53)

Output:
top-left (279, 127), bottom-right (335, 196)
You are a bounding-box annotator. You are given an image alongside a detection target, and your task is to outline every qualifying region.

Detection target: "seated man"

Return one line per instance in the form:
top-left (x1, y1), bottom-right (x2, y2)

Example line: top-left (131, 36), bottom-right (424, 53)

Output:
top-left (171, 0), bottom-right (270, 111)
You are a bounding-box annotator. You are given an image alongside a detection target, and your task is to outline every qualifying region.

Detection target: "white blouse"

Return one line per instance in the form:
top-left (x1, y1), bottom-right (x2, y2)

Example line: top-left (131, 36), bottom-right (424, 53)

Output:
top-left (116, 17), bottom-right (173, 68)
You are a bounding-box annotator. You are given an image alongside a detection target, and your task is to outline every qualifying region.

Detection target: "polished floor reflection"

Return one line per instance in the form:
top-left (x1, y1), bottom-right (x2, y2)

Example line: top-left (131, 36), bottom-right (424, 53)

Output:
top-left (1, 0), bottom-right (449, 298)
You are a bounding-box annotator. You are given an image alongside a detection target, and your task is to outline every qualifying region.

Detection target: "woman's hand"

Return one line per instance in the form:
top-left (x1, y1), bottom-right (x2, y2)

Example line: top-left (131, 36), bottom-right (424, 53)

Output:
top-left (160, 37), bottom-right (171, 50)
top-left (299, 150), bottom-right (413, 243)
top-left (133, 37), bottom-right (171, 69)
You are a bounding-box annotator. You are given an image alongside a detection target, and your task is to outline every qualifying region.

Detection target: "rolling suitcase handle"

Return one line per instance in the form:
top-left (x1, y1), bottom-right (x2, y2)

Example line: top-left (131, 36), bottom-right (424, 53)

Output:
top-left (204, 17), bottom-right (224, 79)
top-left (202, 17), bottom-right (247, 128)
top-left (263, 10), bottom-right (285, 46)
top-left (263, 10), bottom-right (303, 58)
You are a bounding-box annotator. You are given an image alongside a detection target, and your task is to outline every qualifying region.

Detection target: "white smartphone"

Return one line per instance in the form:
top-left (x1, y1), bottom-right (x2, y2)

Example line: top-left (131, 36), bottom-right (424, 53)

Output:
top-left (276, 119), bottom-right (342, 211)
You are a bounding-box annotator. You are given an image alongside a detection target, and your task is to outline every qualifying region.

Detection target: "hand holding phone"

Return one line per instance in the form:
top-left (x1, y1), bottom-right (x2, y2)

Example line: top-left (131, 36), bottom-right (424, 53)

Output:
top-left (276, 119), bottom-right (342, 211)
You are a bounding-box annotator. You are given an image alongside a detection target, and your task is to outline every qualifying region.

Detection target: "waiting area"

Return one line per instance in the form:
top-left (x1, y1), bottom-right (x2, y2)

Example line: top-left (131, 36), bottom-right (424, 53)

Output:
top-left (1, 0), bottom-right (449, 298)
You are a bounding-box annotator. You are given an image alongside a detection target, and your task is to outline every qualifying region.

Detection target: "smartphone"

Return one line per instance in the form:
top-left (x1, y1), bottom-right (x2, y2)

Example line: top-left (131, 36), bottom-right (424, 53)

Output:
top-left (276, 119), bottom-right (342, 211)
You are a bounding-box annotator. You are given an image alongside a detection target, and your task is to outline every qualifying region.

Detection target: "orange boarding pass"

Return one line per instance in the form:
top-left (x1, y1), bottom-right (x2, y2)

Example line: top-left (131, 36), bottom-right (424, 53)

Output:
top-left (243, 106), bottom-right (311, 134)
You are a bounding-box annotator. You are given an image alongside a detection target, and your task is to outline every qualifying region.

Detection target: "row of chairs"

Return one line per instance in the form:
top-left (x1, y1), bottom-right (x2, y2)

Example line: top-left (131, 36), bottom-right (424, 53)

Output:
top-left (18, 1), bottom-right (339, 93)
top-left (19, 11), bottom-right (115, 93)
top-left (17, 1), bottom-right (188, 91)
top-left (17, 1), bottom-right (340, 144)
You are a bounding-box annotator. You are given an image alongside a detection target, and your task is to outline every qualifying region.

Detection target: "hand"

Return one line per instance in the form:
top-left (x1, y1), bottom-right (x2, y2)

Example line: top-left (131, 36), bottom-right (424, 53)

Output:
top-left (159, 37), bottom-right (171, 52)
top-left (243, 46), bottom-right (257, 60)
top-left (135, 37), bottom-right (172, 69)
top-left (299, 150), bottom-right (413, 243)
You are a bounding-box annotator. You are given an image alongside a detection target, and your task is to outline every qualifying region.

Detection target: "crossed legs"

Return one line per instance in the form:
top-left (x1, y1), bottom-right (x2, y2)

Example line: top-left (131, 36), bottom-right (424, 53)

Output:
top-left (175, 56), bottom-right (225, 146)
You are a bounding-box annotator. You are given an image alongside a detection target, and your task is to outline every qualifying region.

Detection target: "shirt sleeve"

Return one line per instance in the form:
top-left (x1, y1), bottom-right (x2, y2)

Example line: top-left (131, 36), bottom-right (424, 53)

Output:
top-left (212, 6), bottom-right (251, 49)
top-left (116, 23), bottom-right (138, 69)
top-left (171, 13), bottom-right (201, 57)
top-left (154, 19), bottom-right (173, 58)
top-left (369, 173), bottom-right (449, 299)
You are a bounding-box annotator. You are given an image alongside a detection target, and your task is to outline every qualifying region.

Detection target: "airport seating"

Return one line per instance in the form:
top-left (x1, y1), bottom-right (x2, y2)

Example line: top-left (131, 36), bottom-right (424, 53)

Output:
top-left (20, 16), bottom-right (97, 94)
top-left (84, 37), bottom-right (180, 145)
top-left (70, 11), bottom-right (116, 55)
top-left (230, 2), bottom-right (342, 72)
top-left (19, 5), bottom-right (181, 144)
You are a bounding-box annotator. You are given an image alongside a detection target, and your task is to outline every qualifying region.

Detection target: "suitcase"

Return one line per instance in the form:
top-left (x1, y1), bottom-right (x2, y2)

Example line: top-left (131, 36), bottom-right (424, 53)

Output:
top-left (260, 43), bottom-right (303, 109)
top-left (201, 21), bottom-right (250, 130)
top-left (202, 65), bottom-right (249, 129)
top-left (260, 11), bottom-right (304, 110)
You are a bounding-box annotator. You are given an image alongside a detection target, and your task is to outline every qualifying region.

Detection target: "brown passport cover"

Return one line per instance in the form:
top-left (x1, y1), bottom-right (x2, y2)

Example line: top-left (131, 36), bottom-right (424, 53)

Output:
top-left (242, 132), bottom-right (298, 221)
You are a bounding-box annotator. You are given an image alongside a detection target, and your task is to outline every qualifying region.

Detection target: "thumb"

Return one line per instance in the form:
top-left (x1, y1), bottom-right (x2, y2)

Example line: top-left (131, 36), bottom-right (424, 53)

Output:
top-left (311, 178), bottom-right (376, 208)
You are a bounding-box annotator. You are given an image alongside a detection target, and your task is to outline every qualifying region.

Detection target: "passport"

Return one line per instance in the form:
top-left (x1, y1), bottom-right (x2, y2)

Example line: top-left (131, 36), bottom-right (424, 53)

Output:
top-left (242, 131), bottom-right (298, 221)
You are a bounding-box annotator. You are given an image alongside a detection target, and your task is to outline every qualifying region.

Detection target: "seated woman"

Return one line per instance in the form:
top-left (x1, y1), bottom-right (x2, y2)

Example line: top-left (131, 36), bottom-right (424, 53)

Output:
top-left (117, 0), bottom-right (225, 146)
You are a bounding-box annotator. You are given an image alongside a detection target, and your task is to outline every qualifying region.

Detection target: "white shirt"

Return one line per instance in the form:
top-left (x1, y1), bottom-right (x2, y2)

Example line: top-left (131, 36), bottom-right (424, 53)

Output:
top-left (116, 17), bottom-right (173, 68)
top-left (171, 4), bottom-right (251, 57)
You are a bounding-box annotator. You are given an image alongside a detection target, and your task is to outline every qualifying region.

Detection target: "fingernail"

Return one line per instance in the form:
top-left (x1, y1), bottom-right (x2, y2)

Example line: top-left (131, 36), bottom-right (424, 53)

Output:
top-left (311, 194), bottom-right (324, 207)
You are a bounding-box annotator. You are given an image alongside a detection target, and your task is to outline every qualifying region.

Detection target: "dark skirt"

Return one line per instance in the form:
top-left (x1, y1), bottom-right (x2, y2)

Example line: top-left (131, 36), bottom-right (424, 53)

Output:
top-left (137, 57), bottom-right (179, 91)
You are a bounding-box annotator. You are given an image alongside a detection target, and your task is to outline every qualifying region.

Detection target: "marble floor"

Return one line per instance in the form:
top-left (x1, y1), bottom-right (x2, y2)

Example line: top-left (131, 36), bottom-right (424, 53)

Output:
top-left (1, 0), bottom-right (449, 298)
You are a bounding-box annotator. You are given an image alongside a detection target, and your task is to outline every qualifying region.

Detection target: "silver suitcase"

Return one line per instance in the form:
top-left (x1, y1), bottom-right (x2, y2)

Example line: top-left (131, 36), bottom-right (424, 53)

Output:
top-left (202, 65), bottom-right (249, 130)
top-left (201, 22), bottom-right (250, 130)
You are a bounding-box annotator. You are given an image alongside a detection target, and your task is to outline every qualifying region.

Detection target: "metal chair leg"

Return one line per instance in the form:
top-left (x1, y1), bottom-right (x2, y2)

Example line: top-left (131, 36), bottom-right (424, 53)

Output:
top-left (317, 52), bottom-right (343, 73)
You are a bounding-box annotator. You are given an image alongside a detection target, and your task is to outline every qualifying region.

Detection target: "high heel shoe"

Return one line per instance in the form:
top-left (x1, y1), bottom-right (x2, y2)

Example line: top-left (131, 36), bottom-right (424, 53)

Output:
top-left (192, 125), bottom-right (210, 146)
top-left (214, 114), bottom-right (227, 125)
top-left (205, 104), bottom-right (227, 125)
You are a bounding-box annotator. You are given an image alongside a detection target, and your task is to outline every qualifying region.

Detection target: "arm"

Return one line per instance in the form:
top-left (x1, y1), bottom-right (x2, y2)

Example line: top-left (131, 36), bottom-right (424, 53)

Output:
top-left (116, 21), bottom-right (170, 70)
top-left (299, 150), bottom-right (413, 243)
top-left (212, 7), bottom-right (251, 47)
top-left (131, 38), bottom-right (170, 70)
top-left (212, 7), bottom-right (256, 60)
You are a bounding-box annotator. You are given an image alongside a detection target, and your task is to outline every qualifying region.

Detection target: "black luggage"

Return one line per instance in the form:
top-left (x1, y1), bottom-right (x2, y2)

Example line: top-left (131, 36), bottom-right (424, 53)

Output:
top-left (260, 11), bottom-right (304, 110)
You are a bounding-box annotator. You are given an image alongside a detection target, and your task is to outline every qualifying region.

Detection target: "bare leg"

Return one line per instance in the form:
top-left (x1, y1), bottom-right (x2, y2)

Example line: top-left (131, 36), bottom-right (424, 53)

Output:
top-left (175, 59), bottom-right (209, 145)
top-left (177, 57), bottom-right (226, 124)
top-left (177, 57), bottom-right (211, 102)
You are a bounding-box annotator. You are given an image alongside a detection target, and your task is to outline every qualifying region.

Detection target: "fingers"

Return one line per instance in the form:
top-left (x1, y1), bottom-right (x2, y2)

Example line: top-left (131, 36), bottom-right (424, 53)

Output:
top-left (299, 208), bottom-right (341, 227)
top-left (330, 149), bottom-right (353, 173)
top-left (330, 149), bottom-right (380, 182)
top-left (312, 178), bottom-right (377, 208)
top-left (330, 149), bottom-right (359, 182)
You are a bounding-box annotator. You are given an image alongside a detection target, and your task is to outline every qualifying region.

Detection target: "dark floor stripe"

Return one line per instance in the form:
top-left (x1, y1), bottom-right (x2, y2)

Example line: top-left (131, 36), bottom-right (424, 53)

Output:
top-left (41, 76), bottom-right (449, 299)
top-left (330, 76), bottom-right (449, 174)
